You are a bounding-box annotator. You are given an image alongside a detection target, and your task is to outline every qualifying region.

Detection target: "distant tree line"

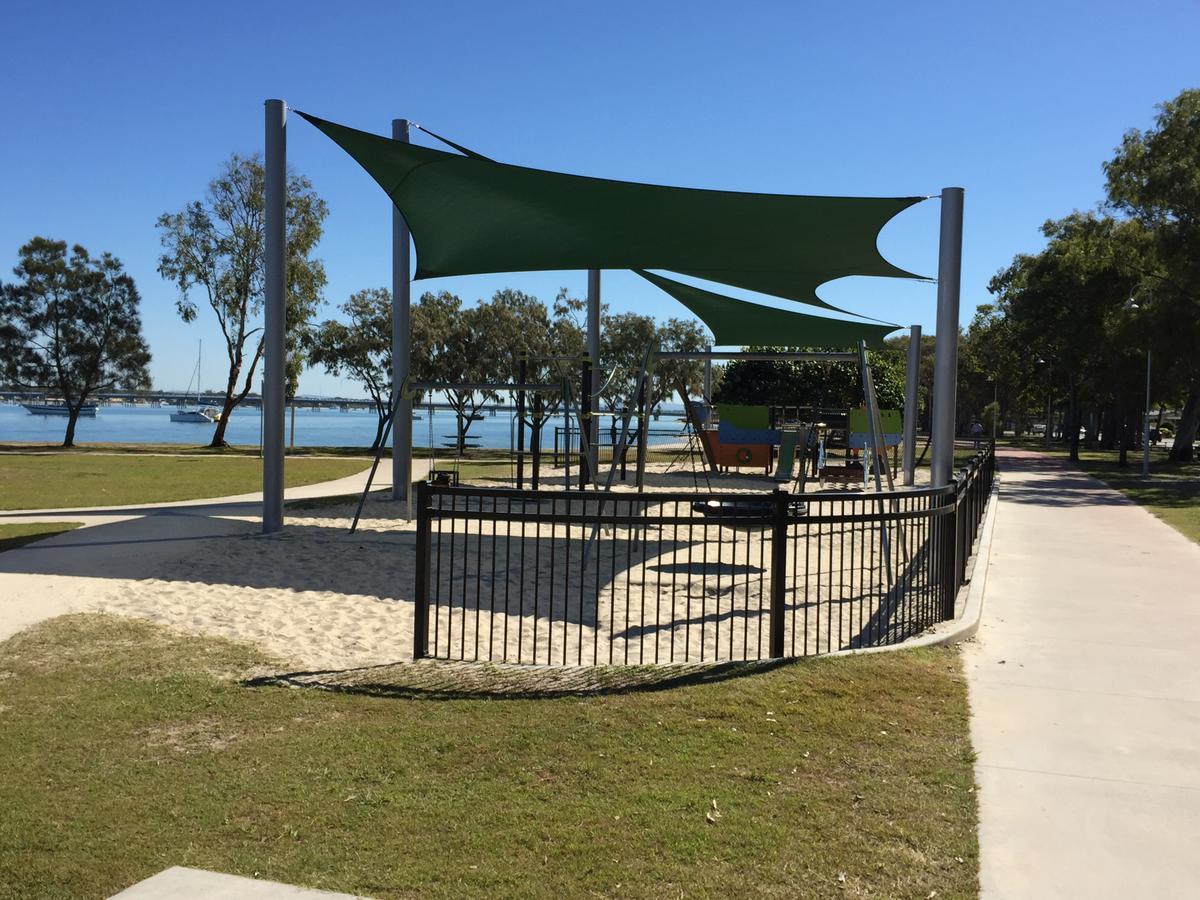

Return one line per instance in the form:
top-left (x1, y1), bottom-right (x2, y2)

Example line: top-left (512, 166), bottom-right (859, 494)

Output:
top-left (306, 286), bottom-right (709, 451)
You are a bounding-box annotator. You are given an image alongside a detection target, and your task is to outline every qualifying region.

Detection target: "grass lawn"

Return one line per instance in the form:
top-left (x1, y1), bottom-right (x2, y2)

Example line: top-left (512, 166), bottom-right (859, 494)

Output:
top-left (1005, 439), bottom-right (1200, 544)
top-left (0, 454), bottom-right (367, 510)
top-left (0, 441), bottom-right (380, 457)
top-left (0, 522), bottom-right (83, 552)
top-left (0, 615), bottom-right (978, 899)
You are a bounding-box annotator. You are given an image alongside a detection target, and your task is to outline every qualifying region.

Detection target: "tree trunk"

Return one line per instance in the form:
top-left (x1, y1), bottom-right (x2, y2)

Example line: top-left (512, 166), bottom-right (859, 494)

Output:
top-left (210, 367), bottom-right (240, 448)
top-left (62, 407), bottom-right (80, 448)
top-left (371, 413), bottom-right (386, 451)
top-left (1169, 389), bottom-right (1198, 463)
top-left (1118, 412), bottom-right (1130, 468)
top-left (1099, 408), bottom-right (1119, 450)
top-left (1068, 384), bottom-right (1081, 461)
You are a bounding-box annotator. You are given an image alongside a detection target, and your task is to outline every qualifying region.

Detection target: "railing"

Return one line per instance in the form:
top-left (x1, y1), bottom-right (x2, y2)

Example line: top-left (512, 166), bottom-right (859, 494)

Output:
top-left (414, 443), bottom-right (995, 666)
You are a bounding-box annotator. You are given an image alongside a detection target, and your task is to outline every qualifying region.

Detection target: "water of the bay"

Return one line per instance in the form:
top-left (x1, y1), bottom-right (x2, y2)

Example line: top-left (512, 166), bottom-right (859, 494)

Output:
top-left (0, 402), bottom-right (685, 450)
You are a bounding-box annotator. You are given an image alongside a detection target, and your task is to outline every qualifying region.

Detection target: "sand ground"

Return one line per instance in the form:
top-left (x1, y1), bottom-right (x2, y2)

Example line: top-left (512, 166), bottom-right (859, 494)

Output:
top-left (3, 460), bottom-right (939, 670)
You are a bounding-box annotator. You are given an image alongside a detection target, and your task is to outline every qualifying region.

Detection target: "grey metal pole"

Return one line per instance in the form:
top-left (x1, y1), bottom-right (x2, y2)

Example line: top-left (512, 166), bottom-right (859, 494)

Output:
top-left (992, 379), bottom-right (998, 440)
top-left (902, 324), bottom-right (921, 485)
top-left (392, 118), bottom-right (412, 503)
top-left (930, 187), bottom-right (964, 487)
top-left (262, 99), bottom-right (287, 533)
top-left (1142, 348), bottom-right (1151, 479)
top-left (586, 268), bottom-right (601, 483)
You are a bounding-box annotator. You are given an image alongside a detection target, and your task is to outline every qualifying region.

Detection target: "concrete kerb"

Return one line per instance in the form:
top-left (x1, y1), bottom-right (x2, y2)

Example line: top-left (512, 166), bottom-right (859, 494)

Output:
top-left (828, 474), bottom-right (1001, 658)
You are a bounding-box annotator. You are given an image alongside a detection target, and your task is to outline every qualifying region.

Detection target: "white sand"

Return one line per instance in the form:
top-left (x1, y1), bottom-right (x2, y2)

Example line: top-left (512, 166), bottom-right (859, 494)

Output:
top-left (6, 460), bottom-right (937, 671)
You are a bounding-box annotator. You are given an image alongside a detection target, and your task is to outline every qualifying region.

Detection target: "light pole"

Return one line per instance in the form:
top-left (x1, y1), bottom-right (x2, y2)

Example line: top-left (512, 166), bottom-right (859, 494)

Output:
top-left (1126, 298), bottom-right (1151, 479)
top-left (1036, 357), bottom-right (1051, 449)
top-left (1142, 349), bottom-right (1152, 478)
top-left (991, 378), bottom-right (998, 441)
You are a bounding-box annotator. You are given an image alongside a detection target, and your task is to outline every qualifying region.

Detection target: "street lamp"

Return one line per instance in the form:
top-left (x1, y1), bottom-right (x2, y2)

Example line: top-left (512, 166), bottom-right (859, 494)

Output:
top-left (991, 377), bottom-right (999, 441)
top-left (1126, 298), bottom-right (1151, 479)
top-left (1036, 357), bottom-right (1051, 449)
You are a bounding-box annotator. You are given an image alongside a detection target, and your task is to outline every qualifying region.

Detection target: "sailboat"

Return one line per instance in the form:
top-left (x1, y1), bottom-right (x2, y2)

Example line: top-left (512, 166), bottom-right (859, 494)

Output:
top-left (170, 341), bottom-right (216, 423)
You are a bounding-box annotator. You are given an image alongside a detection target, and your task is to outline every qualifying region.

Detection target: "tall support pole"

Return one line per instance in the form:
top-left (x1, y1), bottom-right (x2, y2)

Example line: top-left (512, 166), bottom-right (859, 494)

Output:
top-left (931, 187), bottom-right (964, 487)
top-left (902, 325), bottom-right (921, 486)
top-left (392, 118), bottom-right (412, 504)
top-left (1142, 349), bottom-right (1152, 479)
top-left (586, 269), bottom-right (601, 484)
top-left (262, 99), bottom-right (287, 534)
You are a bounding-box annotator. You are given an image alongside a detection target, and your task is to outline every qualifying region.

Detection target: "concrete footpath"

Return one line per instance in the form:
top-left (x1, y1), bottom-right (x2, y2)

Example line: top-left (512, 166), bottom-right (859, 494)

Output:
top-left (966, 447), bottom-right (1200, 898)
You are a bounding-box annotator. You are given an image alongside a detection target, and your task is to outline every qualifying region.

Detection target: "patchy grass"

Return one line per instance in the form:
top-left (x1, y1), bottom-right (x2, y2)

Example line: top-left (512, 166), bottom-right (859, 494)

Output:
top-left (0, 454), bottom-right (367, 510)
top-left (0, 522), bottom-right (83, 552)
top-left (1005, 439), bottom-right (1200, 544)
top-left (0, 615), bottom-right (978, 899)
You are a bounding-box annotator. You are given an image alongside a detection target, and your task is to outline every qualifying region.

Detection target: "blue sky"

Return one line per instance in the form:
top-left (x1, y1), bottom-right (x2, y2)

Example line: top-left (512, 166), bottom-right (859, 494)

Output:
top-left (2, 0), bottom-right (1197, 397)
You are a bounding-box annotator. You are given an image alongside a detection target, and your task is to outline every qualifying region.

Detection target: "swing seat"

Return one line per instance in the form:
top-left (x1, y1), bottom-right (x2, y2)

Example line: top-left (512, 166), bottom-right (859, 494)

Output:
top-left (691, 496), bottom-right (807, 523)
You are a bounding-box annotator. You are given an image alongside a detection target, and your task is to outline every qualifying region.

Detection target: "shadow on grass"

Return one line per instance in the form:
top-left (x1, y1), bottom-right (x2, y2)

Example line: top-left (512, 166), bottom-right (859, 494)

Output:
top-left (243, 655), bottom-right (795, 701)
top-left (0, 523), bottom-right (84, 553)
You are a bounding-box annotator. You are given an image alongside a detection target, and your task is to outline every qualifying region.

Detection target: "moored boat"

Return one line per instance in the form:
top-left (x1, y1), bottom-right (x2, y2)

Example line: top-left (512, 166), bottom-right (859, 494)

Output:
top-left (22, 402), bottom-right (98, 417)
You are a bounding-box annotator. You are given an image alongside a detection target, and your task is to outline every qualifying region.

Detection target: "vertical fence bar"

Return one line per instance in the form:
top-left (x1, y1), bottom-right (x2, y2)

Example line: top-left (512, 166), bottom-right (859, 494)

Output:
top-left (413, 481), bottom-right (430, 658)
top-left (770, 491), bottom-right (788, 658)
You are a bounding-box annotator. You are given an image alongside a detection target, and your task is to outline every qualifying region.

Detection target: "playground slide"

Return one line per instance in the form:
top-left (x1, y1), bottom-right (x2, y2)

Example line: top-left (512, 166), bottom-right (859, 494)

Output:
top-left (773, 430), bottom-right (798, 482)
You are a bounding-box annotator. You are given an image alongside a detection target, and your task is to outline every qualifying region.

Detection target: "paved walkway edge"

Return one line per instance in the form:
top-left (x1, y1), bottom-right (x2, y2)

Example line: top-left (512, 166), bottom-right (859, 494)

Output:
top-left (831, 476), bottom-right (1000, 658)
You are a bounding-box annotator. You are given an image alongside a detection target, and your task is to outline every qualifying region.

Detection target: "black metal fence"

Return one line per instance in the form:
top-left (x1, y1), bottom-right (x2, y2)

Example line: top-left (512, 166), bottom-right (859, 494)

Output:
top-left (414, 444), bottom-right (995, 665)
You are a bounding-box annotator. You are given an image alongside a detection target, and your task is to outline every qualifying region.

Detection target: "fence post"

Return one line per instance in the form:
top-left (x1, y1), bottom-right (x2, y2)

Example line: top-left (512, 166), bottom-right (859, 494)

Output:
top-left (940, 488), bottom-right (959, 621)
top-left (579, 360), bottom-right (591, 488)
top-left (516, 355), bottom-right (526, 489)
top-left (413, 480), bottom-right (431, 659)
top-left (770, 491), bottom-right (788, 658)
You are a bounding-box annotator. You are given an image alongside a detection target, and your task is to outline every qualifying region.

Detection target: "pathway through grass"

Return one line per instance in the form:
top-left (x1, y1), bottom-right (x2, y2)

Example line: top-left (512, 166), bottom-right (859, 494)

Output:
top-left (1005, 440), bottom-right (1200, 544)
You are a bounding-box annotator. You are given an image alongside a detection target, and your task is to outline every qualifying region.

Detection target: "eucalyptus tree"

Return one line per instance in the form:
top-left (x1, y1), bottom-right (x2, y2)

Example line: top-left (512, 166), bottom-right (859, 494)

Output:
top-left (410, 290), bottom-right (499, 452)
top-left (985, 213), bottom-right (1148, 459)
top-left (156, 154), bottom-right (327, 447)
top-left (306, 288), bottom-right (396, 450)
top-left (0, 238), bottom-right (150, 446)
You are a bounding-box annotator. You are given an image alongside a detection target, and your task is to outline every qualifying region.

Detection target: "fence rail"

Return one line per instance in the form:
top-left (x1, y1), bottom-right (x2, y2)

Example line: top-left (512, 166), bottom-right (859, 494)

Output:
top-left (414, 444), bottom-right (995, 665)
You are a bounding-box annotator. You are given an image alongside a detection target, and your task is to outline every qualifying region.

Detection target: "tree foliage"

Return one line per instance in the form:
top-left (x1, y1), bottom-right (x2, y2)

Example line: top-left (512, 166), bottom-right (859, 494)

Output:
top-left (156, 153), bottom-right (327, 447)
top-left (306, 288), bottom-right (394, 449)
top-left (1104, 88), bottom-right (1200, 460)
top-left (966, 91), bottom-right (1200, 463)
top-left (1, 237), bottom-right (151, 446)
top-left (715, 348), bottom-right (905, 413)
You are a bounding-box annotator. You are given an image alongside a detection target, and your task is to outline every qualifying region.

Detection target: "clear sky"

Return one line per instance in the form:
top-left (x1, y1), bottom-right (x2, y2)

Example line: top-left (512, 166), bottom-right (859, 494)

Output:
top-left (2, 0), bottom-right (1197, 397)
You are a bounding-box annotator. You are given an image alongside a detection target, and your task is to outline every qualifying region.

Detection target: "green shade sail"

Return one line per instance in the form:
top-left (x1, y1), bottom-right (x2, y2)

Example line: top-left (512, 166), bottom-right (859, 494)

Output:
top-left (637, 270), bottom-right (898, 349)
top-left (298, 112), bottom-right (926, 310)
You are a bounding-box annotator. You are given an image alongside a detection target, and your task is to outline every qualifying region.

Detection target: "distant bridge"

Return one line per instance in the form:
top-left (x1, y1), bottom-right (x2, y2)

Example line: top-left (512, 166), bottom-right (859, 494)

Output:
top-left (0, 390), bottom-right (517, 414)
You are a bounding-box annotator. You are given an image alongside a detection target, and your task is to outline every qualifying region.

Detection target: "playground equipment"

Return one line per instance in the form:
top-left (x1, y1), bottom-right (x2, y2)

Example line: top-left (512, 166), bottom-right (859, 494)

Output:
top-left (259, 103), bottom-right (965, 534)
